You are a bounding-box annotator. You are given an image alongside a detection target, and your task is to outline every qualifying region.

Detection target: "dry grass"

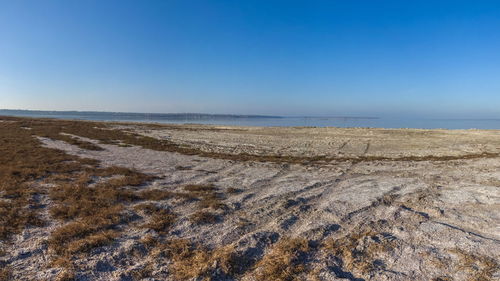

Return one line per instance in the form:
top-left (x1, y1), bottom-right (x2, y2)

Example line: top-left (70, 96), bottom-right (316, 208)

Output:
top-left (129, 263), bottom-right (154, 279)
top-left (46, 167), bottom-right (158, 261)
top-left (138, 205), bottom-right (177, 233)
top-left (137, 189), bottom-right (196, 201)
top-left (134, 202), bottom-right (160, 214)
top-left (55, 269), bottom-right (76, 281)
top-left (184, 184), bottom-right (227, 211)
top-left (450, 249), bottom-right (499, 281)
top-left (162, 239), bottom-right (237, 280)
top-left (0, 117), bottom-right (231, 279)
top-left (254, 237), bottom-right (311, 281)
top-left (137, 236), bottom-right (255, 280)
top-left (198, 195), bottom-right (227, 210)
top-left (0, 117), bottom-right (234, 278)
top-left (137, 189), bottom-right (175, 201)
top-left (47, 172), bottom-right (162, 263)
top-left (322, 229), bottom-right (395, 276)
top-left (190, 211), bottom-right (218, 224)
top-left (184, 184), bottom-right (217, 193)
top-left (0, 267), bottom-right (11, 281)
top-left (0, 117), bottom-right (166, 277)
top-left (0, 121), bottom-right (82, 240)
top-left (67, 230), bottom-right (119, 254)
top-left (48, 208), bottom-right (124, 256)
top-left (139, 234), bottom-right (158, 248)
top-left (59, 135), bottom-right (104, 151)
top-left (50, 256), bottom-right (74, 269)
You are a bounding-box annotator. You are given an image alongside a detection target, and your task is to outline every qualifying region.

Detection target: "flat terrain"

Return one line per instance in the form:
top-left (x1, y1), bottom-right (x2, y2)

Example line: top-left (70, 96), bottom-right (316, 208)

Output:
top-left (1, 117), bottom-right (499, 281)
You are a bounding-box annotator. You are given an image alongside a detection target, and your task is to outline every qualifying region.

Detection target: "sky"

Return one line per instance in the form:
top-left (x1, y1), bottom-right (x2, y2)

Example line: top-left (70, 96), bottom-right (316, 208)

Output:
top-left (1, 0), bottom-right (499, 117)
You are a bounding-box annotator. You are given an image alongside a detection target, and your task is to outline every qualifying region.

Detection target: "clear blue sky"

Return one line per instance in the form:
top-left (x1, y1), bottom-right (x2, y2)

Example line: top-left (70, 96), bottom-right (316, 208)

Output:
top-left (1, 0), bottom-right (499, 117)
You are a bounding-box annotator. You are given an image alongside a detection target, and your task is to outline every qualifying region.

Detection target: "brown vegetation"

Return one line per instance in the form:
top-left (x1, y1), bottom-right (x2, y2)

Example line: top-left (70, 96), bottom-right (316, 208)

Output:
top-left (190, 211), bottom-right (218, 224)
top-left (0, 120), bottom-right (81, 240)
top-left (0, 117), bottom-right (162, 276)
top-left (0, 116), bottom-right (240, 279)
top-left (47, 170), bottom-right (157, 260)
top-left (450, 249), bottom-right (499, 281)
top-left (0, 267), bottom-right (11, 281)
top-left (184, 184), bottom-right (227, 210)
top-left (254, 237), bottom-right (311, 281)
top-left (322, 229), bottom-right (395, 275)
top-left (55, 269), bottom-right (76, 281)
top-left (161, 239), bottom-right (237, 280)
top-left (138, 204), bottom-right (177, 233)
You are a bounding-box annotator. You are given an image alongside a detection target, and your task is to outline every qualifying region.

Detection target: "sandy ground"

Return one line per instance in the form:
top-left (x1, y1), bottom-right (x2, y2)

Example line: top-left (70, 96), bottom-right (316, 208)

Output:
top-left (4, 124), bottom-right (500, 280)
top-left (127, 124), bottom-right (500, 158)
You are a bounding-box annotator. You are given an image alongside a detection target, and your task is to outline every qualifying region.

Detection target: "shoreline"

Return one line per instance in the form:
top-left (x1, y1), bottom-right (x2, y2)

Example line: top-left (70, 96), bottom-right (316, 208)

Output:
top-left (3, 112), bottom-right (500, 130)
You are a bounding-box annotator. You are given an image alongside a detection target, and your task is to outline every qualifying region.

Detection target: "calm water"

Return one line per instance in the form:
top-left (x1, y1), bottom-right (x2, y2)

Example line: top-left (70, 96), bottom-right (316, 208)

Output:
top-left (2, 110), bottom-right (500, 130)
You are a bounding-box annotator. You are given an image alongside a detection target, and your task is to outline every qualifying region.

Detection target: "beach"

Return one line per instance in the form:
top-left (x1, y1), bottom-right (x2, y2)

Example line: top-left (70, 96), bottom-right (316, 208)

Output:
top-left (1, 117), bottom-right (499, 281)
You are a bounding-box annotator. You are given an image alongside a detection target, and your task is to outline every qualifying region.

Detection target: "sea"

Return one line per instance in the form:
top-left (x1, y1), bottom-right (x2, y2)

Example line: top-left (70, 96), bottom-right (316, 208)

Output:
top-left (2, 109), bottom-right (500, 130)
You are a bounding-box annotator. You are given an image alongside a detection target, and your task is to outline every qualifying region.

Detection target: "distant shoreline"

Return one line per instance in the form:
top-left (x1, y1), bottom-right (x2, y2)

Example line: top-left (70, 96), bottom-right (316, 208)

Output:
top-left (2, 109), bottom-right (500, 130)
top-left (0, 109), bottom-right (284, 119)
top-left (0, 109), bottom-right (379, 120)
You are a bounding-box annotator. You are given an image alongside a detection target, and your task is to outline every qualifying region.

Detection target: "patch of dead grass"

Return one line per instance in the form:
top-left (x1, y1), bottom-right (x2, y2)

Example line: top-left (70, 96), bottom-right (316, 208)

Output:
top-left (450, 248), bottom-right (498, 281)
top-left (139, 207), bottom-right (177, 233)
top-left (0, 267), bottom-right (11, 281)
top-left (190, 211), bottom-right (218, 224)
top-left (55, 269), bottom-right (76, 281)
top-left (322, 229), bottom-right (395, 276)
top-left (184, 184), bottom-right (227, 211)
top-left (162, 239), bottom-right (237, 280)
top-left (48, 207), bottom-right (124, 256)
top-left (129, 263), bottom-right (154, 279)
top-left (0, 121), bottom-right (83, 240)
top-left (254, 237), bottom-right (311, 281)
top-left (137, 189), bottom-right (176, 201)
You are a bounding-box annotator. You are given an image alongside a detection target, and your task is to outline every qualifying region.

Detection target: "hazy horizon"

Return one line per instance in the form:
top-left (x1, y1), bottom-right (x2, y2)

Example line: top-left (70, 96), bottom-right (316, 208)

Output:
top-left (2, 108), bottom-right (500, 120)
top-left (1, 1), bottom-right (499, 118)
